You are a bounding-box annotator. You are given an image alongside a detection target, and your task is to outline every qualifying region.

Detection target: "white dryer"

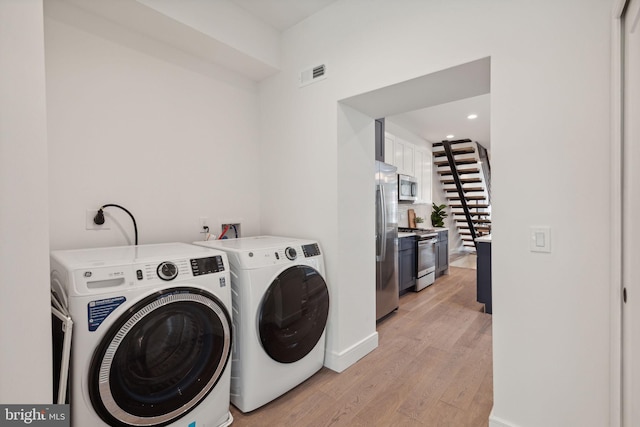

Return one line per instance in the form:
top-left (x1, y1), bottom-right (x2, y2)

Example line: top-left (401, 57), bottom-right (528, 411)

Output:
top-left (50, 243), bottom-right (233, 427)
top-left (193, 236), bottom-right (330, 413)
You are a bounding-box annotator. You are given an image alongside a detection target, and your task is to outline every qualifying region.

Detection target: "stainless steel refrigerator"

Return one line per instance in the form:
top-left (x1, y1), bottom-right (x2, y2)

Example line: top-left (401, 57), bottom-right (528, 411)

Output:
top-left (375, 161), bottom-right (399, 321)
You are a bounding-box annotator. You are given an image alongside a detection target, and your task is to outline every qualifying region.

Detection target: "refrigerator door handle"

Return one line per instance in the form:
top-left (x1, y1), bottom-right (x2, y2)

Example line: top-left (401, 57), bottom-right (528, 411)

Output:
top-left (379, 184), bottom-right (387, 260)
top-left (376, 184), bottom-right (382, 261)
top-left (376, 185), bottom-right (382, 262)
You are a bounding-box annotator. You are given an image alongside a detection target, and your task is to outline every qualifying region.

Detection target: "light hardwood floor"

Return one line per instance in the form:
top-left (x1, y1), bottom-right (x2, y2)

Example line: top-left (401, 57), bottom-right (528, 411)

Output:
top-left (229, 266), bottom-right (493, 426)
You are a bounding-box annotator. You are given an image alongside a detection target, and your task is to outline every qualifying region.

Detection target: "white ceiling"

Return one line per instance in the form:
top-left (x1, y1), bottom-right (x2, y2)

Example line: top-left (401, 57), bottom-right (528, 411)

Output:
top-left (229, 0), bottom-right (339, 31)
top-left (388, 94), bottom-right (491, 149)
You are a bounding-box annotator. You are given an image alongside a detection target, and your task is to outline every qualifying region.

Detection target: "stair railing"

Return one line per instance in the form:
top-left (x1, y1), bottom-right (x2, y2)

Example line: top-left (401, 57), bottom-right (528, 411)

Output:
top-left (476, 142), bottom-right (492, 205)
top-left (442, 140), bottom-right (477, 249)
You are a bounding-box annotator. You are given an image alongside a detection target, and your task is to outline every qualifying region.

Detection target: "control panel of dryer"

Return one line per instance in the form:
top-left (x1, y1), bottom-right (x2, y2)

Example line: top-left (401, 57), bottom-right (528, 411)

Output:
top-left (301, 243), bottom-right (321, 257)
top-left (236, 242), bottom-right (322, 269)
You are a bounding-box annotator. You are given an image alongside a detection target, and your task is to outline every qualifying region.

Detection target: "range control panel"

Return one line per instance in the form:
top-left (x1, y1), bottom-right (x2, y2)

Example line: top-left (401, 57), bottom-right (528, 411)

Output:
top-left (190, 255), bottom-right (225, 276)
top-left (302, 243), bottom-right (321, 258)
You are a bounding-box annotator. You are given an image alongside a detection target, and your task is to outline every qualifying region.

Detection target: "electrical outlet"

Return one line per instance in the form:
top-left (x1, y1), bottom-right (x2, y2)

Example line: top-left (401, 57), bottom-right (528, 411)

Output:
top-left (86, 209), bottom-right (110, 230)
top-left (199, 217), bottom-right (210, 237)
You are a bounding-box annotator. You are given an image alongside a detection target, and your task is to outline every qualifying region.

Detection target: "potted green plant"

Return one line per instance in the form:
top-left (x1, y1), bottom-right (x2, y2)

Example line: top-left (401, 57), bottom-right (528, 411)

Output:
top-left (431, 203), bottom-right (448, 227)
top-left (415, 216), bottom-right (425, 227)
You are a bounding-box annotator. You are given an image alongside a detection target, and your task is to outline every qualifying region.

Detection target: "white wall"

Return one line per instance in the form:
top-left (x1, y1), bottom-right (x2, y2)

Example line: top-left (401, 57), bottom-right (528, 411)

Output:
top-left (259, 1), bottom-right (612, 426)
top-left (0, 3), bottom-right (614, 425)
top-left (0, 0), bottom-right (52, 403)
top-left (45, 12), bottom-right (262, 250)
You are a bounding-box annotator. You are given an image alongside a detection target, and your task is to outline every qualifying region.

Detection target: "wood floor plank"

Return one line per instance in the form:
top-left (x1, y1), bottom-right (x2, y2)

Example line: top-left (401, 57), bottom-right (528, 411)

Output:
top-left (439, 335), bottom-right (492, 410)
top-left (459, 369), bottom-right (494, 427)
top-left (229, 264), bottom-right (493, 426)
top-left (313, 346), bottom-right (419, 426)
top-left (356, 346), bottom-right (451, 425)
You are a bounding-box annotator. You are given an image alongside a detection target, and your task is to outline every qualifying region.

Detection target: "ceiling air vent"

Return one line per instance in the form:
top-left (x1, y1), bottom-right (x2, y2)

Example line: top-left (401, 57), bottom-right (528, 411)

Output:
top-left (299, 64), bottom-right (327, 87)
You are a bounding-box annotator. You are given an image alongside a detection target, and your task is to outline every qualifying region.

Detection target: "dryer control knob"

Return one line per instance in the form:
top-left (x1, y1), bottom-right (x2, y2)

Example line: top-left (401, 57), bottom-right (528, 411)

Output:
top-left (285, 247), bottom-right (297, 261)
top-left (157, 261), bottom-right (178, 281)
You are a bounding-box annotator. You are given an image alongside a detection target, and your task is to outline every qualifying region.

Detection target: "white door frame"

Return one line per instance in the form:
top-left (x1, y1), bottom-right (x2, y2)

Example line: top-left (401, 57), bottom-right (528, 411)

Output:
top-left (613, 0), bottom-right (640, 426)
top-left (611, 1), bottom-right (627, 426)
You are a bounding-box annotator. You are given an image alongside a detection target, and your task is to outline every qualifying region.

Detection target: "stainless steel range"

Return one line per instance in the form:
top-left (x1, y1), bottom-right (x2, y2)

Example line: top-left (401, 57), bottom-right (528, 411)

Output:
top-left (399, 228), bottom-right (438, 291)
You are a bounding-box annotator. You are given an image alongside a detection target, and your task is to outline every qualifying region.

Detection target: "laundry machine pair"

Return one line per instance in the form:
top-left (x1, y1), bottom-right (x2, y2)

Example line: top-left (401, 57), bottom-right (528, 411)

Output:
top-left (50, 243), bottom-right (234, 427)
top-left (193, 236), bottom-right (330, 413)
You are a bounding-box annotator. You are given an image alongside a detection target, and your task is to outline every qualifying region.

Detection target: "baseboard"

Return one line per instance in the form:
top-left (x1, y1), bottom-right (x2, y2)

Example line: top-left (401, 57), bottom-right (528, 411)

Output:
top-left (489, 409), bottom-right (519, 427)
top-left (323, 331), bottom-right (378, 373)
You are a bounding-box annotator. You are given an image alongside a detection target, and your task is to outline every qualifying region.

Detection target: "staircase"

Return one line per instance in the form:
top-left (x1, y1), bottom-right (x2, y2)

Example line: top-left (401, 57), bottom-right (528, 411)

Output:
top-left (432, 139), bottom-right (491, 250)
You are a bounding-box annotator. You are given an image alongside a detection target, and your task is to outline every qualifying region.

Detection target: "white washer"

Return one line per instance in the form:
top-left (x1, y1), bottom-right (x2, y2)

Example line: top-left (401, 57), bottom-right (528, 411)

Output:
top-left (50, 243), bottom-right (233, 427)
top-left (193, 236), bottom-right (330, 413)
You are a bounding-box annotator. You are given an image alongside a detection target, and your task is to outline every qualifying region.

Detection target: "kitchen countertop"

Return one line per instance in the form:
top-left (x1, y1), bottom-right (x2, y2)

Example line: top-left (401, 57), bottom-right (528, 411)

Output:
top-left (399, 227), bottom-right (447, 238)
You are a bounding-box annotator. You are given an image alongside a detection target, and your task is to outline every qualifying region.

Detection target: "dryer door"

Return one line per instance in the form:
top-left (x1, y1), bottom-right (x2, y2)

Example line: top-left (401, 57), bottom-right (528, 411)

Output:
top-left (258, 265), bottom-right (330, 363)
top-left (88, 287), bottom-right (232, 427)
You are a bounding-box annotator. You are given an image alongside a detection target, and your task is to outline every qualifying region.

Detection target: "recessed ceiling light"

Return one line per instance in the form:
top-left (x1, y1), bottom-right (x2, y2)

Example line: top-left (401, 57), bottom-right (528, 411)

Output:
top-left (446, 134), bottom-right (455, 139)
top-left (467, 114), bottom-right (478, 119)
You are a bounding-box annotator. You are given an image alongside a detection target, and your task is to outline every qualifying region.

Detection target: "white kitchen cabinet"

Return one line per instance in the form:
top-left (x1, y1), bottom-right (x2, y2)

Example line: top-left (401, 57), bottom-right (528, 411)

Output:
top-left (384, 134), bottom-right (395, 165)
top-left (414, 148), bottom-right (432, 203)
top-left (392, 137), bottom-right (415, 176)
top-left (384, 134), bottom-right (430, 205)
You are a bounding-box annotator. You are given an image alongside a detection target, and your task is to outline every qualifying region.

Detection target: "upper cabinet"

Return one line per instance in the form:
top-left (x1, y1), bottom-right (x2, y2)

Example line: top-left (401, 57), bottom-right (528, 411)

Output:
top-left (384, 132), bottom-right (432, 204)
top-left (384, 134), bottom-right (394, 165)
top-left (395, 139), bottom-right (415, 177)
top-left (385, 133), bottom-right (414, 176)
top-left (414, 148), bottom-right (432, 203)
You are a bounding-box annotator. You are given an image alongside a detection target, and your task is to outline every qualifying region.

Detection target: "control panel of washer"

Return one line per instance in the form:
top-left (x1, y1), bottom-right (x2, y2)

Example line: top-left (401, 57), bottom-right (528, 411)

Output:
top-left (190, 255), bottom-right (225, 276)
top-left (137, 256), bottom-right (225, 281)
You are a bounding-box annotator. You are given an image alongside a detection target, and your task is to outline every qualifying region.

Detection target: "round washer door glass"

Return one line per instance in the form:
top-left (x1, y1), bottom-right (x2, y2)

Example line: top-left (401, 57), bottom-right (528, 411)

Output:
top-left (258, 265), bottom-right (330, 363)
top-left (88, 287), bottom-right (232, 427)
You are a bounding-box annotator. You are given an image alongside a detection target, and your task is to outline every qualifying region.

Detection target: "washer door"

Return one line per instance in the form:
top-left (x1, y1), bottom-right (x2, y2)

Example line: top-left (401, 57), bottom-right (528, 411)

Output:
top-left (258, 265), bottom-right (330, 364)
top-left (89, 287), bottom-right (232, 427)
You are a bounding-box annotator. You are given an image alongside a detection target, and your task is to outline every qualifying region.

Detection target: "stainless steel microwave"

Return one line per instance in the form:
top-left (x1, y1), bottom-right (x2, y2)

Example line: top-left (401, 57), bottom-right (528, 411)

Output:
top-left (398, 174), bottom-right (418, 202)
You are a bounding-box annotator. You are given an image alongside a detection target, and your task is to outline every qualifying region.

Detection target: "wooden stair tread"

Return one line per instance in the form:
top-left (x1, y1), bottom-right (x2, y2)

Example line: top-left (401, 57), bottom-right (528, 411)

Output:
top-left (438, 168), bottom-right (480, 175)
top-left (446, 195), bottom-right (487, 200)
top-left (450, 203), bottom-right (490, 209)
top-left (458, 229), bottom-right (491, 235)
top-left (441, 178), bottom-right (482, 184)
top-left (444, 187), bottom-right (485, 192)
top-left (433, 147), bottom-right (476, 157)
top-left (435, 158), bottom-right (478, 167)
top-left (460, 234), bottom-right (489, 239)
top-left (432, 138), bottom-right (472, 147)
top-left (454, 213), bottom-right (490, 218)
top-left (458, 224), bottom-right (492, 230)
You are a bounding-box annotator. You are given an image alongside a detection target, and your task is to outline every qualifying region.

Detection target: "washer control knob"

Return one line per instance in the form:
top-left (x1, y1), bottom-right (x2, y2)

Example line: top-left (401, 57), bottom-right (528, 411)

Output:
top-left (285, 247), bottom-right (297, 261)
top-left (157, 261), bottom-right (178, 281)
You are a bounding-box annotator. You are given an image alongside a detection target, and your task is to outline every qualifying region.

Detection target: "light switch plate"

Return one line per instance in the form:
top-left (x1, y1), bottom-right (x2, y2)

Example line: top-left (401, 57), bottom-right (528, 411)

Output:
top-left (530, 226), bottom-right (551, 253)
